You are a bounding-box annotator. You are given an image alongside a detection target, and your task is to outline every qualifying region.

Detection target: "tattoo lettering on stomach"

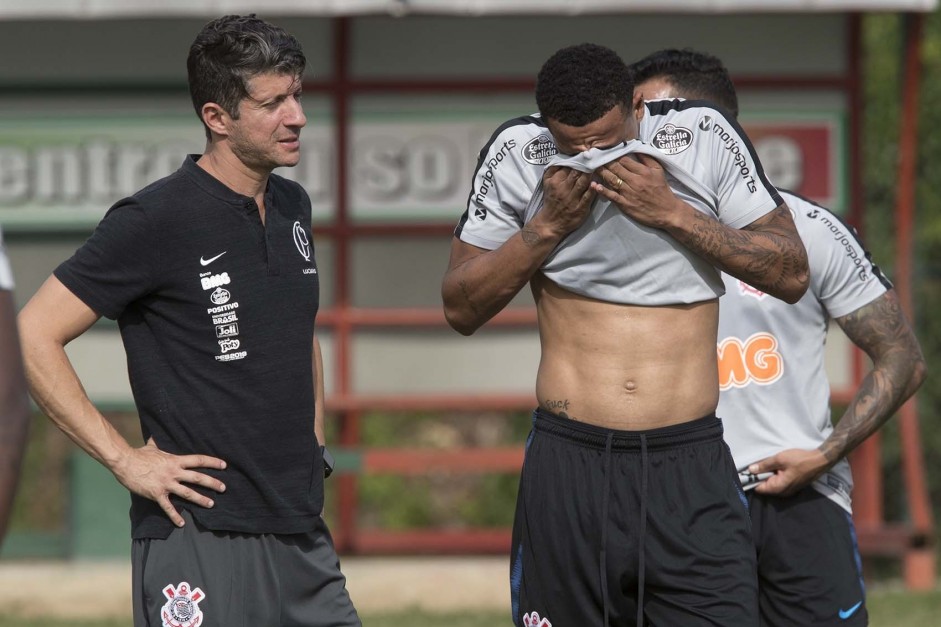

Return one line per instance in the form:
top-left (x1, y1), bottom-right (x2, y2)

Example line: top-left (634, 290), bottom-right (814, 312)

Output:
top-left (545, 399), bottom-right (577, 421)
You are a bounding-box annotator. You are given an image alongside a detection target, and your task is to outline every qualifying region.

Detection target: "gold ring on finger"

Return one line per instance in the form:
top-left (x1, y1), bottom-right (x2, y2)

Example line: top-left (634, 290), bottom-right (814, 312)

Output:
top-left (615, 177), bottom-right (623, 190)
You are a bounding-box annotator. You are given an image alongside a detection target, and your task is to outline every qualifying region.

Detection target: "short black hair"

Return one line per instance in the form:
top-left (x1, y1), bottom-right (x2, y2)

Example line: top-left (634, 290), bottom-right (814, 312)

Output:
top-left (187, 14), bottom-right (306, 139)
top-left (535, 43), bottom-right (634, 126)
top-left (629, 48), bottom-right (739, 118)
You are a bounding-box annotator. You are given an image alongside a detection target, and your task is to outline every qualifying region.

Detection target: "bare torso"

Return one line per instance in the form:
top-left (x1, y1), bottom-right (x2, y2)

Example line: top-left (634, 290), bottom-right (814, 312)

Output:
top-left (532, 273), bottom-right (719, 430)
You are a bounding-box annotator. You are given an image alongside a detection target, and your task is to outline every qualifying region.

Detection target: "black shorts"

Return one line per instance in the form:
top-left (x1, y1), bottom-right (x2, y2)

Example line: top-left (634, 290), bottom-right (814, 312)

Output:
top-left (748, 487), bottom-right (867, 626)
top-left (132, 510), bottom-right (360, 627)
top-left (511, 409), bottom-right (758, 627)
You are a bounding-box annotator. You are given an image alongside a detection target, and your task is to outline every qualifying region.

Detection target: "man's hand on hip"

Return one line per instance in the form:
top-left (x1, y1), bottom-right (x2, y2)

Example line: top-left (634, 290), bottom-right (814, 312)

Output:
top-left (112, 438), bottom-right (227, 527)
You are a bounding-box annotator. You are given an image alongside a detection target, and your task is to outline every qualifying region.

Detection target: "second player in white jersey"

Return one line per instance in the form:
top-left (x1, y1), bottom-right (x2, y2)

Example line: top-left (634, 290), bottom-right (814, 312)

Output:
top-left (717, 191), bottom-right (890, 512)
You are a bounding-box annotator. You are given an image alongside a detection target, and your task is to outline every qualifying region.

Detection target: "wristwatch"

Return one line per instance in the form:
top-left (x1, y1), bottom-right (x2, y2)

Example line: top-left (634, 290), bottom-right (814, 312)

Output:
top-left (321, 445), bottom-right (335, 478)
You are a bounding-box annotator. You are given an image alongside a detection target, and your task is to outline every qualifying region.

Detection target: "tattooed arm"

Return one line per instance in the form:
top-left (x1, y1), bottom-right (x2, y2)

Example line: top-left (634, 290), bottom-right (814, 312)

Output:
top-left (442, 167), bottom-right (595, 335)
top-left (592, 155), bottom-right (810, 303)
top-left (750, 290), bottom-right (926, 496)
top-left (823, 290), bottom-right (926, 462)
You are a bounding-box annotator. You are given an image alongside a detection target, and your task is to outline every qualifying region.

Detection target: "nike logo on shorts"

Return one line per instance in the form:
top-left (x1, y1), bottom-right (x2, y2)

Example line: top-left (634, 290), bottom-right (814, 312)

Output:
top-left (839, 600), bottom-right (863, 620)
top-left (200, 252), bottom-right (227, 266)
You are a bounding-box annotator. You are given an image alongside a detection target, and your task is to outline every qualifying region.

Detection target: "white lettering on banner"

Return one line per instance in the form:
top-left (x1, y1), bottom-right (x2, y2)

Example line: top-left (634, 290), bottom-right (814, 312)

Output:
top-left (0, 142), bottom-right (192, 205)
top-left (354, 135), bottom-right (460, 202)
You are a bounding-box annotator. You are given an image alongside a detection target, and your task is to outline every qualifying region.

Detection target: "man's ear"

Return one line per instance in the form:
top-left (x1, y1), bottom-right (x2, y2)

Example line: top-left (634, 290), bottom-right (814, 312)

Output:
top-left (201, 102), bottom-right (231, 139)
top-left (631, 91), bottom-right (645, 121)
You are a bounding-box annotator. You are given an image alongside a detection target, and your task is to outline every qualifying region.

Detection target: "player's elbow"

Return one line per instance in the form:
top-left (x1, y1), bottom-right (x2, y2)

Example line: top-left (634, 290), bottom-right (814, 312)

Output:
top-left (442, 303), bottom-right (481, 336)
top-left (910, 351), bottom-right (928, 392)
top-left (778, 270), bottom-right (810, 304)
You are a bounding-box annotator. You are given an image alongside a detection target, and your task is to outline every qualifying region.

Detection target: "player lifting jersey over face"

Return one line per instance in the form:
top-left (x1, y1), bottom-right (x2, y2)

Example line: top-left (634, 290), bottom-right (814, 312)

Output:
top-left (443, 43), bottom-right (809, 627)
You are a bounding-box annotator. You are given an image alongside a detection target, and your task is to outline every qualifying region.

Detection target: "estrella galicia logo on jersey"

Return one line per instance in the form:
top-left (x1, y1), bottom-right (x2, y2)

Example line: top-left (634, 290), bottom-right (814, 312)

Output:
top-left (160, 581), bottom-right (205, 627)
top-left (200, 272), bottom-right (231, 291)
top-left (522, 611), bottom-right (552, 627)
top-left (293, 221), bottom-right (311, 261)
top-left (210, 287), bottom-right (230, 305)
top-left (652, 124), bottom-right (693, 155)
top-left (475, 206), bottom-right (487, 221)
top-left (699, 115), bottom-right (713, 131)
top-left (521, 135), bottom-right (557, 165)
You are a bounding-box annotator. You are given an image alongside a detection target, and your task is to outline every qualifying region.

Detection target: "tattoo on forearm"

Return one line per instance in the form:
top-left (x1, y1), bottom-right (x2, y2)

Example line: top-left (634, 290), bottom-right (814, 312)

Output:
top-left (680, 206), bottom-right (808, 295)
top-left (821, 292), bottom-right (925, 463)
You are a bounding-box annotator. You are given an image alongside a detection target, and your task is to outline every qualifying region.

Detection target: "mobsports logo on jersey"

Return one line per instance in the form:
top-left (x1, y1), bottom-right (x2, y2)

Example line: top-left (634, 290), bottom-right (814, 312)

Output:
top-left (651, 123), bottom-right (693, 155)
top-left (160, 582), bottom-right (205, 627)
top-left (521, 135), bottom-right (557, 165)
top-left (522, 610), bottom-right (552, 627)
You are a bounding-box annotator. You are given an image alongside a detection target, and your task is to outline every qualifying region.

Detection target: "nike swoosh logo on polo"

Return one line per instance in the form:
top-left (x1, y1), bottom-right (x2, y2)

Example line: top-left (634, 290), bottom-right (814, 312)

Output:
top-left (839, 600), bottom-right (863, 620)
top-left (200, 252), bottom-right (227, 266)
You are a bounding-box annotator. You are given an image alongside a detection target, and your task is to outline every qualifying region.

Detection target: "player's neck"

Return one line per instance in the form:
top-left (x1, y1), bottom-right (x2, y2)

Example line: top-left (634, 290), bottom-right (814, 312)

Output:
top-left (197, 146), bottom-right (269, 202)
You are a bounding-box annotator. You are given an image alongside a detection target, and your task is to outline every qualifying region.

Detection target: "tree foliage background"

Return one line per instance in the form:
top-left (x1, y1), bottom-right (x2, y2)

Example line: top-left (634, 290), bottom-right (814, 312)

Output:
top-left (863, 12), bottom-right (941, 538)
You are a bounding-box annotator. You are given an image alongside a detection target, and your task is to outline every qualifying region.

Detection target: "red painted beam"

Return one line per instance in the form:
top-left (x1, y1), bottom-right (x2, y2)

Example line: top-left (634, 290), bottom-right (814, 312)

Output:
top-left (353, 529), bottom-right (512, 554)
top-left (363, 448), bottom-right (524, 474)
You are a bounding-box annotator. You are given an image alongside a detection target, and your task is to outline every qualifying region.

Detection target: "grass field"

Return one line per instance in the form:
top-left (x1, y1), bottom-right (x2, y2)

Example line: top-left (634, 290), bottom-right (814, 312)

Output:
top-left (0, 586), bottom-right (936, 626)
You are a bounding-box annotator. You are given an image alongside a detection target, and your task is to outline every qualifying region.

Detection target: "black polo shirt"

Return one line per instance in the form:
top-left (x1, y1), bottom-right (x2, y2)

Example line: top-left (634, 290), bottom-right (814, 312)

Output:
top-left (56, 155), bottom-right (323, 539)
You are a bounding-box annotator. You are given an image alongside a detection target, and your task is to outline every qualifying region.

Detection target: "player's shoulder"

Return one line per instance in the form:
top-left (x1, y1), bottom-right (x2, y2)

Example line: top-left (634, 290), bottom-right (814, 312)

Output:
top-left (641, 98), bottom-right (746, 163)
top-left (780, 189), bottom-right (852, 238)
top-left (480, 113), bottom-right (557, 165)
top-left (643, 98), bottom-right (734, 129)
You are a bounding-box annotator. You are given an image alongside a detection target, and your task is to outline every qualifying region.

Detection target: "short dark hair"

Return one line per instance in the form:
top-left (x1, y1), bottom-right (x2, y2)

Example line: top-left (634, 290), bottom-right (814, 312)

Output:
top-left (535, 43), bottom-right (634, 126)
top-left (187, 14), bottom-right (306, 138)
top-left (629, 48), bottom-right (739, 118)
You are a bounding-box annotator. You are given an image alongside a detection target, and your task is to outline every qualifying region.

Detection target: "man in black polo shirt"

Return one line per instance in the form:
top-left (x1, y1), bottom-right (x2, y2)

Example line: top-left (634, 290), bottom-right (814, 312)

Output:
top-left (18, 15), bottom-right (360, 626)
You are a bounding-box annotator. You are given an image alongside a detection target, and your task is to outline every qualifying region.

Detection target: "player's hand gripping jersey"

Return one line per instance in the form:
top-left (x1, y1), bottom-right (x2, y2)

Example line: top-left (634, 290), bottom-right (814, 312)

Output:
top-left (455, 99), bottom-right (783, 305)
top-left (717, 191), bottom-right (891, 512)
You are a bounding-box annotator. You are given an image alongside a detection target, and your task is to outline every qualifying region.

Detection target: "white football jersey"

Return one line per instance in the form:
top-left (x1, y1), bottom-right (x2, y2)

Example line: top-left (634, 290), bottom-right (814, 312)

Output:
top-left (717, 191), bottom-right (891, 512)
top-left (455, 99), bottom-right (782, 306)
top-left (0, 227), bottom-right (13, 291)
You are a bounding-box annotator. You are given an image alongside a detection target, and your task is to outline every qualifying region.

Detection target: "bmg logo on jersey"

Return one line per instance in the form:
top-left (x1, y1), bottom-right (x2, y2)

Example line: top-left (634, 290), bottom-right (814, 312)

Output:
top-left (717, 333), bottom-right (783, 390)
top-left (200, 272), bottom-right (231, 291)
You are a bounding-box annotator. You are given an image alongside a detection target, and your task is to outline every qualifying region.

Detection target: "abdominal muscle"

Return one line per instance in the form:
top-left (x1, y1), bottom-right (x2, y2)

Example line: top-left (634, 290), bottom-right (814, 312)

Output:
top-left (533, 274), bottom-right (720, 430)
